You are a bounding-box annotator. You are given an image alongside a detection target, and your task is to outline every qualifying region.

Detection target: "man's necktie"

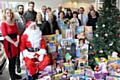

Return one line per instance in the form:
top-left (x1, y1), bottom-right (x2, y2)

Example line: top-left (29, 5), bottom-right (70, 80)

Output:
top-left (44, 13), bottom-right (46, 21)
top-left (81, 14), bottom-right (83, 25)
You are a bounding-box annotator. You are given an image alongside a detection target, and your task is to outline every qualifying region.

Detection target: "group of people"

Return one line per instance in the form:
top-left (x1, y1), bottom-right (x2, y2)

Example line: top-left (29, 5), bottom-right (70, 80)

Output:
top-left (0, 1), bottom-right (99, 80)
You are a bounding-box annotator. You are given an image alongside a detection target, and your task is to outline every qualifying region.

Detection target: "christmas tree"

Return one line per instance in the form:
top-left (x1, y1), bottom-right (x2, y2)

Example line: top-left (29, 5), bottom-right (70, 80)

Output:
top-left (89, 0), bottom-right (120, 67)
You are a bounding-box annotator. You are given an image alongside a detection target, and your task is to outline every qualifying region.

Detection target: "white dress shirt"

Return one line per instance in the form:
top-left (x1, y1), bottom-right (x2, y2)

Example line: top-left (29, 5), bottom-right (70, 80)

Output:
top-left (41, 12), bottom-right (48, 21)
top-left (78, 13), bottom-right (88, 26)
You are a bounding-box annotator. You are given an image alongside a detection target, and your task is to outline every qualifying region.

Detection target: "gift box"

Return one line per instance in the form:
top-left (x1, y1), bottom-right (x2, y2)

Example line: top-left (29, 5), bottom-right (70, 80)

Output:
top-left (76, 26), bottom-right (85, 39)
top-left (47, 43), bottom-right (56, 54)
top-left (41, 65), bottom-right (53, 75)
top-left (64, 63), bottom-right (74, 73)
top-left (85, 26), bottom-right (93, 41)
top-left (38, 75), bottom-right (51, 80)
top-left (106, 76), bottom-right (120, 80)
top-left (54, 73), bottom-right (63, 80)
top-left (79, 76), bottom-right (94, 80)
top-left (85, 67), bottom-right (94, 77)
top-left (77, 59), bottom-right (88, 69)
top-left (74, 69), bottom-right (84, 76)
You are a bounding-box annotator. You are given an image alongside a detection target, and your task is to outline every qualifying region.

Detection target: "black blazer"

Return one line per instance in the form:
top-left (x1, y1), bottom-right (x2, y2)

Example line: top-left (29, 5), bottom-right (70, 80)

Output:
top-left (47, 20), bottom-right (60, 34)
top-left (36, 21), bottom-right (51, 35)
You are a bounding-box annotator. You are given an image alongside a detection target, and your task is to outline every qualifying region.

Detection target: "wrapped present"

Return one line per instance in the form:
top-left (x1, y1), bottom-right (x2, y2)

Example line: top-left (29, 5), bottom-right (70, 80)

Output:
top-left (85, 67), bottom-right (94, 77)
top-left (47, 43), bottom-right (56, 54)
top-left (41, 65), bottom-right (53, 75)
top-left (106, 76), bottom-right (120, 80)
top-left (38, 75), bottom-right (51, 80)
top-left (85, 26), bottom-right (93, 41)
top-left (59, 70), bottom-right (70, 80)
top-left (79, 76), bottom-right (94, 80)
top-left (76, 26), bottom-right (85, 39)
top-left (64, 63), bottom-right (74, 73)
top-left (77, 59), bottom-right (88, 69)
top-left (74, 69), bottom-right (84, 76)
top-left (54, 73), bottom-right (63, 80)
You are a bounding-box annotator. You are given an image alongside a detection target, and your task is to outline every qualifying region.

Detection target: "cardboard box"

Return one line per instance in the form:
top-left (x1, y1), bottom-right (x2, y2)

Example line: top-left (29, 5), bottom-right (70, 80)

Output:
top-left (44, 34), bottom-right (56, 43)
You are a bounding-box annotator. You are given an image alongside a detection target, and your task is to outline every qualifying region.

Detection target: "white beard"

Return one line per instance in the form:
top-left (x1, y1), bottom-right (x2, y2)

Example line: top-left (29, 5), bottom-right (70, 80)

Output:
top-left (27, 28), bottom-right (42, 48)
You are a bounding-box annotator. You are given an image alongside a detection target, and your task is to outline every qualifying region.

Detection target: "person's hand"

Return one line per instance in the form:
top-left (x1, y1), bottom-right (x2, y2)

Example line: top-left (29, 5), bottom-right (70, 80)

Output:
top-left (13, 41), bottom-right (19, 47)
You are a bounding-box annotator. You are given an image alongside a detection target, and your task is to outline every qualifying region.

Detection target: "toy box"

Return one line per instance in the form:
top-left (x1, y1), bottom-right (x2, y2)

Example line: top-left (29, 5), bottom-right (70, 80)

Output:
top-left (47, 43), bottom-right (56, 54)
top-left (64, 63), bottom-right (74, 73)
top-left (85, 26), bottom-right (93, 41)
top-left (74, 69), bottom-right (84, 76)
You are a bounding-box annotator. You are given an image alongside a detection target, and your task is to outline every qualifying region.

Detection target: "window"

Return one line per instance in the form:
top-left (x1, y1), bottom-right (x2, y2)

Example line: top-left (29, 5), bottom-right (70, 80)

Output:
top-left (98, 0), bottom-right (104, 4)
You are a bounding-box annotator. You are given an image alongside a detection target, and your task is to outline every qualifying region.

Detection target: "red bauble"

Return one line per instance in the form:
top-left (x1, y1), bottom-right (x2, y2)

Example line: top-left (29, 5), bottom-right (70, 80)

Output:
top-left (118, 34), bottom-right (120, 38)
top-left (105, 34), bottom-right (108, 37)
top-left (92, 52), bottom-right (95, 55)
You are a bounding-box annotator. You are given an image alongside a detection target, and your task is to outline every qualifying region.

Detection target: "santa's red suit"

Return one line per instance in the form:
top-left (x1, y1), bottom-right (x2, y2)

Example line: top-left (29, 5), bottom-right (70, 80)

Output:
top-left (20, 21), bottom-right (50, 76)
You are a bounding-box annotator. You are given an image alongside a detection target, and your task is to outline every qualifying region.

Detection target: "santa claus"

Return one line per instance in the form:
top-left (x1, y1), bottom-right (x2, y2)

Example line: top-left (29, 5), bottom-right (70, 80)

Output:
top-left (20, 21), bottom-right (50, 79)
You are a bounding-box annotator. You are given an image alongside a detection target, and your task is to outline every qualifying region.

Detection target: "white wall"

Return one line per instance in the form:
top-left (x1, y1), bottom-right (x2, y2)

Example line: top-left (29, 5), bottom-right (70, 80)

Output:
top-left (32, 0), bottom-right (62, 12)
top-left (78, 0), bottom-right (95, 13)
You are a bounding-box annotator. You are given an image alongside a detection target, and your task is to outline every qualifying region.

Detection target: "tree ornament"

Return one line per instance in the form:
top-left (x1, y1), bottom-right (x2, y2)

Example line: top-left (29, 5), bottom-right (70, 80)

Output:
top-left (109, 42), bottom-right (113, 46)
top-left (106, 7), bottom-right (108, 11)
top-left (118, 34), bottom-right (120, 38)
top-left (104, 33), bottom-right (108, 37)
top-left (96, 34), bottom-right (99, 37)
top-left (100, 50), bottom-right (103, 53)
top-left (92, 52), bottom-right (95, 55)
top-left (96, 25), bottom-right (98, 28)
top-left (102, 24), bottom-right (105, 27)
top-left (90, 46), bottom-right (92, 49)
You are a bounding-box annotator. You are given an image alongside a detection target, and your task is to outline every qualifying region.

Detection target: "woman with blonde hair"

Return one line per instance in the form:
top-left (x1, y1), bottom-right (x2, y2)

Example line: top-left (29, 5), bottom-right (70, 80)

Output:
top-left (1, 8), bottom-right (22, 80)
top-left (36, 12), bottom-right (51, 35)
top-left (47, 12), bottom-right (59, 34)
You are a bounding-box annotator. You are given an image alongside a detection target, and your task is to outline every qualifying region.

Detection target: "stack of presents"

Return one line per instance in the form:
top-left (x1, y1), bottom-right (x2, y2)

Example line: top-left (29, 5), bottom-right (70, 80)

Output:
top-left (38, 24), bottom-right (120, 80)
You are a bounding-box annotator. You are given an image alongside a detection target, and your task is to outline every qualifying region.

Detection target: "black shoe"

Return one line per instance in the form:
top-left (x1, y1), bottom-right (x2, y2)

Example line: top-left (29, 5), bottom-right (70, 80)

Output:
top-left (0, 72), bottom-right (2, 75)
top-left (15, 74), bottom-right (22, 79)
top-left (17, 66), bottom-right (21, 73)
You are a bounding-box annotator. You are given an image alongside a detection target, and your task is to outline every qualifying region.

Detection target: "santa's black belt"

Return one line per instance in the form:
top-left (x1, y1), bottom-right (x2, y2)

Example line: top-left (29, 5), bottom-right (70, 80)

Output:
top-left (26, 48), bottom-right (40, 52)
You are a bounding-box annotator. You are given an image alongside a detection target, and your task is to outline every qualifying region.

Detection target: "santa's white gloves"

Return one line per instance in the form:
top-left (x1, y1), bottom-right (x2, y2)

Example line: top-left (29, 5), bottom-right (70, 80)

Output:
top-left (22, 49), bottom-right (35, 59)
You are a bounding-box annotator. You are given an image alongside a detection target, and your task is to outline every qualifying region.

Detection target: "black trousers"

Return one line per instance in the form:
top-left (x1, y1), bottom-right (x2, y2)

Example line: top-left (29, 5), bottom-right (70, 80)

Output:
top-left (8, 56), bottom-right (17, 80)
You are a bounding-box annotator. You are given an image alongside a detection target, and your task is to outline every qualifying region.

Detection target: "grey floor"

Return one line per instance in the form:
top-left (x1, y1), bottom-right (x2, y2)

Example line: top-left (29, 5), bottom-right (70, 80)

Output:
top-left (0, 55), bottom-right (27, 80)
top-left (0, 67), bottom-right (26, 80)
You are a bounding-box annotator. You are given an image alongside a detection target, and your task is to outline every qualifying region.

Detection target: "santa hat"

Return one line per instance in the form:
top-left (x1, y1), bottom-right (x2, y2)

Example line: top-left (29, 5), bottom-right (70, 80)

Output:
top-left (26, 21), bottom-right (36, 29)
top-left (24, 21), bottom-right (42, 35)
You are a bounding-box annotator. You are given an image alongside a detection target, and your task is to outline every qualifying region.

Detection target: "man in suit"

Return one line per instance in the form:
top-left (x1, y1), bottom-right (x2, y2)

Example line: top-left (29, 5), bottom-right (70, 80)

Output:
top-left (15, 4), bottom-right (26, 73)
top-left (41, 5), bottom-right (48, 21)
top-left (78, 7), bottom-right (88, 26)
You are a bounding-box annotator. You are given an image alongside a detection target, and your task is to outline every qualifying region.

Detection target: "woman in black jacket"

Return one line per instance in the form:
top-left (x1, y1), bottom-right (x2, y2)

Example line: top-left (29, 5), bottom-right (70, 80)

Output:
top-left (65, 8), bottom-right (73, 20)
top-left (47, 12), bottom-right (60, 34)
top-left (36, 12), bottom-right (51, 35)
